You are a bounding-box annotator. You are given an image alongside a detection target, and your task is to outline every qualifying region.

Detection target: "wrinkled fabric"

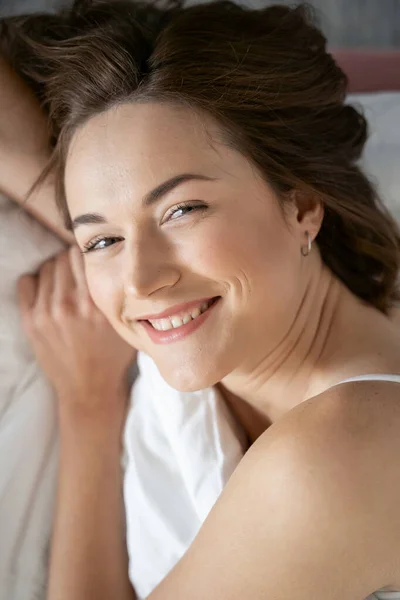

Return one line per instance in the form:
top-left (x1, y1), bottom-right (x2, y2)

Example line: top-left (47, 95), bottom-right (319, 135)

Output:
top-left (123, 352), bottom-right (246, 600)
top-left (0, 196), bottom-right (63, 599)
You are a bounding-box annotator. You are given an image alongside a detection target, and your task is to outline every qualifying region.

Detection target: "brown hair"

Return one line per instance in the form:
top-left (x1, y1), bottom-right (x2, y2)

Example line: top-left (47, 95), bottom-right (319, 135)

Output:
top-left (1, 0), bottom-right (399, 312)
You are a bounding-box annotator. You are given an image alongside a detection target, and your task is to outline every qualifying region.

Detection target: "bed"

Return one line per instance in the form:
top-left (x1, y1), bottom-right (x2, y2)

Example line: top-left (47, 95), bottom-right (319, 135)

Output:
top-left (0, 49), bottom-right (399, 600)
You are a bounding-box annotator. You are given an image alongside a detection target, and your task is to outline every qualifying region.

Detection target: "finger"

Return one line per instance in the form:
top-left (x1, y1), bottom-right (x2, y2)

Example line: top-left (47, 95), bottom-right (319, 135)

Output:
top-left (53, 249), bottom-right (76, 306)
top-left (35, 258), bottom-right (55, 313)
top-left (17, 274), bottom-right (37, 321)
top-left (69, 245), bottom-right (91, 300)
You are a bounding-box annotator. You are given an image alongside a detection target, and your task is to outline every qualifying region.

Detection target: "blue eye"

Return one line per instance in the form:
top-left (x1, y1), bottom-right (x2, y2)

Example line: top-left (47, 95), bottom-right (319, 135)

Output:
top-left (82, 202), bottom-right (206, 252)
top-left (82, 236), bottom-right (123, 253)
top-left (166, 202), bottom-right (206, 222)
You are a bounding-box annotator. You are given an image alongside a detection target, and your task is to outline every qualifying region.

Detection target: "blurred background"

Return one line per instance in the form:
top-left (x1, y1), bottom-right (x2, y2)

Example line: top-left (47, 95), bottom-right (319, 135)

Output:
top-left (0, 0), bottom-right (399, 48)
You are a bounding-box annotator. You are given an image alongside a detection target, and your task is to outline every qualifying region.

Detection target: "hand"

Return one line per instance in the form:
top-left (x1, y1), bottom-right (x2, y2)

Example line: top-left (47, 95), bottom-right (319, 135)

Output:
top-left (17, 246), bottom-right (137, 422)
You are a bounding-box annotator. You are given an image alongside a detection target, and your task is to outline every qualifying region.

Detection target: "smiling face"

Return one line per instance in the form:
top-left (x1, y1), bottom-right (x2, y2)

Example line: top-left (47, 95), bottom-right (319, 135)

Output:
top-left (65, 102), bottom-right (315, 391)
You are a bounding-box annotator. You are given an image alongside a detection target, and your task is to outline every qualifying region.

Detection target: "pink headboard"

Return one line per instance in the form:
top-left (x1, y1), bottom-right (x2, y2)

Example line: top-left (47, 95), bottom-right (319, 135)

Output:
top-left (332, 50), bottom-right (400, 93)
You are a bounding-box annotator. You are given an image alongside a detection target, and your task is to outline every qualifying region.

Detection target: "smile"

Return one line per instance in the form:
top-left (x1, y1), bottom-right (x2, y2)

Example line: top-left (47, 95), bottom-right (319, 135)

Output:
top-left (138, 297), bottom-right (220, 345)
top-left (147, 299), bottom-right (214, 331)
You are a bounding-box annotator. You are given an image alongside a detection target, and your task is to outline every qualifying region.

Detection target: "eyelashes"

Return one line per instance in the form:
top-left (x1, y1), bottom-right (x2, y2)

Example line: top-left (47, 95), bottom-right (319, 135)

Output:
top-left (82, 235), bottom-right (123, 253)
top-left (82, 201), bottom-right (207, 254)
top-left (162, 201), bottom-right (206, 223)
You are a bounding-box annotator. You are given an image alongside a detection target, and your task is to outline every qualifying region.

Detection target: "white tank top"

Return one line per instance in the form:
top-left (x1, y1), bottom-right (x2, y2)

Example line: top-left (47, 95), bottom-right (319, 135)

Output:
top-left (332, 374), bottom-right (400, 600)
top-left (334, 374), bottom-right (400, 386)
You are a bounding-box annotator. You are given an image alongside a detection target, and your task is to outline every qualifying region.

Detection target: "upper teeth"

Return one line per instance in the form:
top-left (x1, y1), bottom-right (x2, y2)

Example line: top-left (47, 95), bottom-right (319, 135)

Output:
top-left (148, 301), bottom-right (210, 331)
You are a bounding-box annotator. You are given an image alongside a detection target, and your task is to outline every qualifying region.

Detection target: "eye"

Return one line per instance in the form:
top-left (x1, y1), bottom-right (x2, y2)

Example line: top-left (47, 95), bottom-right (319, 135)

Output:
top-left (163, 201), bottom-right (207, 223)
top-left (82, 236), bottom-right (124, 253)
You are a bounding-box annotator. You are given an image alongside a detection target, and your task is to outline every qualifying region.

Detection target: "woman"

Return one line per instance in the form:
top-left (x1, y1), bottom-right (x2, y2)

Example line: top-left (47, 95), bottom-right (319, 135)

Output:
top-left (1, 1), bottom-right (400, 598)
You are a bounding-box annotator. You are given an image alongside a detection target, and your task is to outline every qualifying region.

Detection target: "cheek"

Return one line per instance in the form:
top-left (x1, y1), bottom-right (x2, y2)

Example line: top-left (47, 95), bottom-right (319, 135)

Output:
top-left (184, 212), bottom-right (298, 293)
top-left (85, 263), bottom-right (121, 319)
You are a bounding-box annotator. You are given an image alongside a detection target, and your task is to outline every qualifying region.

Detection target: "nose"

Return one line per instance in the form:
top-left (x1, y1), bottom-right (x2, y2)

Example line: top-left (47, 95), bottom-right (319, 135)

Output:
top-left (122, 235), bottom-right (180, 299)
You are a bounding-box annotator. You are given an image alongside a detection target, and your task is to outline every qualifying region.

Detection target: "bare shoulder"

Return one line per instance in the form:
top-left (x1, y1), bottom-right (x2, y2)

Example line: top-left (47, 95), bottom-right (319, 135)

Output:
top-left (299, 377), bottom-right (400, 461)
top-left (230, 378), bottom-right (400, 591)
top-left (266, 377), bottom-right (400, 525)
top-left (250, 376), bottom-right (400, 499)
top-left (258, 378), bottom-right (400, 588)
top-left (251, 376), bottom-right (400, 477)
top-left (149, 380), bottom-right (400, 600)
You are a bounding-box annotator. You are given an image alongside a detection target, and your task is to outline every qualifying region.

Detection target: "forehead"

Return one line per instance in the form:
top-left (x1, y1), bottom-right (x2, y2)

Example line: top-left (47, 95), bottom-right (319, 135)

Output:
top-left (67, 101), bottom-right (218, 165)
top-left (65, 102), bottom-right (226, 211)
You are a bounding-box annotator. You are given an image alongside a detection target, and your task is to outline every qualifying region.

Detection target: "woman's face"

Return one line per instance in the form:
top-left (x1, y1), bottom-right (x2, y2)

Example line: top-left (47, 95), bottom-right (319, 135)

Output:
top-left (66, 102), bottom-right (314, 391)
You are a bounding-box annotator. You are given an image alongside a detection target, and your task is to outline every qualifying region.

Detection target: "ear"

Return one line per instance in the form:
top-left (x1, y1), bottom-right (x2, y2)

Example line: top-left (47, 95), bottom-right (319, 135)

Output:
top-left (289, 189), bottom-right (324, 243)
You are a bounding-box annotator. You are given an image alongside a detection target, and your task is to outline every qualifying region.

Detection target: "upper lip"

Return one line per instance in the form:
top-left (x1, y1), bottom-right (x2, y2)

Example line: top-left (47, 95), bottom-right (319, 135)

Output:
top-left (134, 297), bottom-right (217, 321)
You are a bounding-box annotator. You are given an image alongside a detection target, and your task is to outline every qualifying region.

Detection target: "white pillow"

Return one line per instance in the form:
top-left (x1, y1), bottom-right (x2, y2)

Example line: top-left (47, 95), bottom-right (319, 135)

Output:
top-left (0, 196), bottom-right (63, 599)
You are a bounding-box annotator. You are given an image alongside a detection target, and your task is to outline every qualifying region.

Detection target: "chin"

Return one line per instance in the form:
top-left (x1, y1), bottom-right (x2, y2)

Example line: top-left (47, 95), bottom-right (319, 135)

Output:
top-left (154, 354), bottom-right (225, 393)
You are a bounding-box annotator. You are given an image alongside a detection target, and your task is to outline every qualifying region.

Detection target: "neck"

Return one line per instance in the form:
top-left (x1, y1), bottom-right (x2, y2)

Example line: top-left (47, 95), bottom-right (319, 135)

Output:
top-left (221, 264), bottom-right (345, 428)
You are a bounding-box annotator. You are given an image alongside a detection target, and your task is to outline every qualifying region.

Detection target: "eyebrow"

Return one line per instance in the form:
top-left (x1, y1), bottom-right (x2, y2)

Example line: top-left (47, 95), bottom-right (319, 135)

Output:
top-left (71, 173), bottom-right (215, 231)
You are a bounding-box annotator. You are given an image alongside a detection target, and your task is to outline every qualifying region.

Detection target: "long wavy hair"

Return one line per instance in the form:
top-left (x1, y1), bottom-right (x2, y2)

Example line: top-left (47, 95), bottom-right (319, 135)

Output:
top-left (1, 0), bottom-right (399, 312)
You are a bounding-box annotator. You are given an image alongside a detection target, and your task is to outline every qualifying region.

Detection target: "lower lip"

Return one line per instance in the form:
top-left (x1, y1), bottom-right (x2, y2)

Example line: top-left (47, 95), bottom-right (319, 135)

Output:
top-left (139, 297), bottom-right (220, 345)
